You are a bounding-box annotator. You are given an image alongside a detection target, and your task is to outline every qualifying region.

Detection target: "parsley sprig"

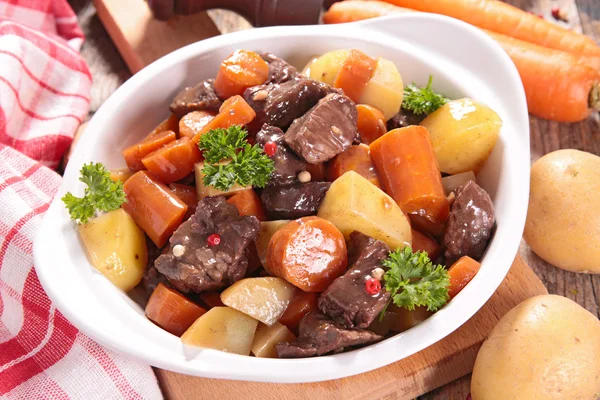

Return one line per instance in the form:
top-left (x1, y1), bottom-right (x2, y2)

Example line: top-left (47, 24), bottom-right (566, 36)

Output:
top-left (402, 75), bottom-right (449, 115)
top-left (198, 126), bottom-right (274, 191)
top-left (62, 162), bottom-right (126, 224)
top-left (380, 246), bottom-right (450, 318)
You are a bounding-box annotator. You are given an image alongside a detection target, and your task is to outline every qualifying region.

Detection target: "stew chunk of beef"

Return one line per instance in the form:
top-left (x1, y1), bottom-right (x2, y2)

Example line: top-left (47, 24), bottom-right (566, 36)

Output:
top-left (260, 52), bottom-right (299, 84)
top-left (255, 124), bottom-right (306, 186)
top-left (386, 109), bottom-right (426, 130)
top-left (442, 181), bottom-right (495, 265)
top-left (276, 312), bottom-right (383, 358)
top-left (169, 79), bottom-right (223, 118)
top-left (244, 78), bottom-right (333, 129)
top-left (319, 232), bottom-right (391, 329)
top-left (261, 182), bottom-right (330, 219)
top-left (154, 196), bottom-right (260, 293)
top-left (284, 93), bottom-right (358, 164)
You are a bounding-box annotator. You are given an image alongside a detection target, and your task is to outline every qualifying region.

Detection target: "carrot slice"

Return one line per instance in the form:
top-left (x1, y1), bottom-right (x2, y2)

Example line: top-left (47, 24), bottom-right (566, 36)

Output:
top-left (145, 283), bottom-right (206, 336)
top-left (370, 126), bottom-right (449, 234)
top-left (410, 228), bottom-right (441, 260)
top-left (168, 183), bottom-right (198, 220)
top-left (448, 256), bottom-right (481, 299)
top-left (226, 189), bottom-right (266, 221)
top-left (122, 171), bottom-right (188, 248)
top-left (214, 50), bottom-right (270, 99)
top-left (326, 144), bottom-right (381, 188)
top-left (324, 0), bottom-right (411, 23)
top-left (333, 49), bottom-right (377, 103)
top-left (141, 137), bottom-right (203, 184)
top-left (149, 113), bottom-right (180, 137)
top-left (356, 104), bottom-right (387, 145)
top-left (123, 130), bottom-right (177, 171)
top-left (192, 95), bottom-right (256, 144)
top-left (179, 110), bottom-right (216, 139)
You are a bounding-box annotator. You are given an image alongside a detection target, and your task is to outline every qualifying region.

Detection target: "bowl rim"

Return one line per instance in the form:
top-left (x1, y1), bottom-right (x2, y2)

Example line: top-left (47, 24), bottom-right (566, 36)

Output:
top-left (34, 12), bottom-right (530, 383)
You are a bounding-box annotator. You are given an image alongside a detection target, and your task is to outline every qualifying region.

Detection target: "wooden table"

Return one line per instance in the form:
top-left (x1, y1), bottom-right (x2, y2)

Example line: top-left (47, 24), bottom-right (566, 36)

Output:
top-left (67, 0), bottom-right (600, 398)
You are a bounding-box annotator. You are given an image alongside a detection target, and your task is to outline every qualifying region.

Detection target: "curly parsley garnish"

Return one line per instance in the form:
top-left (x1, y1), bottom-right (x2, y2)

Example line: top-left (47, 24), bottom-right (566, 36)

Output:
top-left (380, 246), bottom-right (450, 318)
top-left (402, 75), bottom-right (449, 115)
top-left (198, 126), bottom-right (274, 191)
top-left (62, 162), bottom-right (126, 224)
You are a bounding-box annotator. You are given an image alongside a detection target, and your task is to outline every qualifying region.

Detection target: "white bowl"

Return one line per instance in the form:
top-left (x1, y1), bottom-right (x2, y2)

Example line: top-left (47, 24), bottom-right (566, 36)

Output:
top-left (34, 13), bottom-right (529, 383)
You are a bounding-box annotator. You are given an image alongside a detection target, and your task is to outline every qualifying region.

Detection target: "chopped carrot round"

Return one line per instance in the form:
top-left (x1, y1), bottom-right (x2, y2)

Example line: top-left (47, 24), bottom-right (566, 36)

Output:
top-left (214, 50), bottom-right (269, 99)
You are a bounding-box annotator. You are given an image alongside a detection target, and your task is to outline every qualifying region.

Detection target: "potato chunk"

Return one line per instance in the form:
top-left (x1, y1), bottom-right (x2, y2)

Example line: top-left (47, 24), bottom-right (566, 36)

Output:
top-left (220, 277), bottom-right (295, 325)
top-left (420, 98), bottom-right (502, 174)
top-left (317, 171), bottom-right (411, 250)
top-left (251, 322), bottom-right (296, 358)
top-left (255, 220), bottom-right (290, 271)
top-left (181, 307), bottom-right (258, 355)
top-left (306, 49), bottom-right (350, 85)
top-left (78, 208), bottom-right (147, 291)
top-left (359, 57), bottom-right (404, 120)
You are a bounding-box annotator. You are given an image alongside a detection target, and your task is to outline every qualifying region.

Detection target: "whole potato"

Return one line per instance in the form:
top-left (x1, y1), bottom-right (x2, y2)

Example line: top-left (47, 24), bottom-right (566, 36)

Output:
top-left (420, 98), bottom-right (502, 174)
top-left (524, 149), bottom-right (600, 273)
top-left (471, 295), bottom-right (600, 400)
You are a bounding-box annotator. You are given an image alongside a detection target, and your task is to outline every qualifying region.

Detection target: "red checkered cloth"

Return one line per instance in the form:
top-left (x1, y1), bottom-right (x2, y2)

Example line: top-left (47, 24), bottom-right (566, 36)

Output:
top-left (0, 1), bottom-right (162, 398)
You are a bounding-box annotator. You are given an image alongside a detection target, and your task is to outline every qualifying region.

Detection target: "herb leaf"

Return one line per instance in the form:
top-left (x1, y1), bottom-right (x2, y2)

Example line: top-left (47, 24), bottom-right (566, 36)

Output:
top-left (199, 126), bottom-right (274, 191)
top-left (402, 75), bottom-right (449, 115)
top-left (380, 246), bottom-right (450, 317)
top-left (62, 162), bottom-right (126, 224)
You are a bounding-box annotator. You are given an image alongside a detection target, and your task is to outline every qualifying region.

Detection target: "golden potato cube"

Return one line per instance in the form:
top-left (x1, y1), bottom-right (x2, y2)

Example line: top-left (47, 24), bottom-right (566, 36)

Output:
top-left (306, 49), bottom-right (350, 85)
top-left (251, 322), bottom-right (296, 358)
top-left (220, 277), bottom-right (295, 326)
top-left (181, 307), bottom-right (258, 355)
top-left (78, 208), bottom-right (147, 292)
top-left (317, 171), bottom-right (411, 250)
top-left (359, 57), bottom-right (404, 120)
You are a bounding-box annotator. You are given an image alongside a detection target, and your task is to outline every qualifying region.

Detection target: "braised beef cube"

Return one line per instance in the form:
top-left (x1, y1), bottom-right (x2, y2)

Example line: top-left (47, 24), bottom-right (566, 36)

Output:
top-left (442, 181), bottom-right (495, 265)
top-left (386, 109), bottom-right (426, 130)
top-left (261, 182), bottom-right (330, 219)
top-left (276, 312), bottom-right (383, 358)
top-left (285, 93), bottom-right (358, 164)
top-left (154, 196), bottom-right (260, 293)
top-left (169, 79), bottom-right (222, 118)
top-left (260, 52), bottom-right (299, 84)
top-left (255, 124), bottom-right (306, 186)
top-left (319, 232), bottom-right (391, 329)
top-left (244, 78), bottom-right (333, 129)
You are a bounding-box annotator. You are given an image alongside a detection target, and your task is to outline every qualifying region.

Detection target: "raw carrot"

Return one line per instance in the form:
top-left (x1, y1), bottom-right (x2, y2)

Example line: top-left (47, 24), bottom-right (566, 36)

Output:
top-left (142, 137), bottom-right (203, 183)
top-left (123, 130), bottom-right (177, 171)
top-left (447, 256), bottom-right (481, 298)
top-left (333, 49), bottom-right (378, 103)
top-left (326, 144), bottom-right (381, 188)
top-left (226, 189), bottom-right (266, 221)
top-left (168, 183), bottom-right (198, 220)
top-left (122, 171), bottom-right (188, 248)
top-left (179, 110), bottom-right (216, 139)
top-left (374, 0), bottom-right (600, 70)
top-left (411, 228), bottom-right (441, 260)
top-left (214, 49), bottom-right (270, 99)
top-left (356, 104), bottom-right (387, 145)
top-left (192, 95), bottom-right (256, 144)
top-left (486, 30), bottom-right (600, 122)
top-left (370, 126), bottom-right (449, 235)
top-left (323, 0), bottom-right (411, 24)
top-left (145, 283), bottom-right (207, 336)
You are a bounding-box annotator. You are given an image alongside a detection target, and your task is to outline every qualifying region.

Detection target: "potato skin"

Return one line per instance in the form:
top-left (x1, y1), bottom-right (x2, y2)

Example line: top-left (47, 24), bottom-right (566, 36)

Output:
top-left (471, 295), bottom-right (600, 400)
top-left (524, 149), bottom-right (600, 273)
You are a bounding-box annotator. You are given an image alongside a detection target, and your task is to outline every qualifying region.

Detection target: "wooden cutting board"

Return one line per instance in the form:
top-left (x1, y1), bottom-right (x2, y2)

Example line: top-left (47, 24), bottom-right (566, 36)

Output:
top-left (94, 2), bottom-right (548, 398)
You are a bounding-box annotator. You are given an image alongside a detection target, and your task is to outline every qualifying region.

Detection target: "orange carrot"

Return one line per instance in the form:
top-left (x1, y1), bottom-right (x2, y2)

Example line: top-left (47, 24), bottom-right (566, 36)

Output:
top-left (327, 144), bottom-right (381, 188)
top-left (192, 95), bottom-right (256, 144)
top-left (109, 168), bottom-right (133, 184)
top-left (123, 130), bottom-right (176, 171)
top-left (356, 104), bottom-right (387, 145)
top-left (278, 290), bottom-right (319, 335)
top-left (333, 49), bottom-right (378, 103)
top-left (226, 189), bottom-right (266, 221)
top-left (179, 110), bottom-right (216, 139)
top-left (448, 256), bottom-right (481, 299)
top-left (373, 0), bottom-right (600, 70)
top-left (141, 137), bottom-right (203, 184)
top-left (123, 171), bottom-right (188, 248)
top-left (370, 126), bottom-right (449, 235)
top-left (145, 283), bottom-right (206, 336)
top-left (149, 113), bottom-right (180, 137)
top-left (305, 163), bottom-right (327, 181)
top-left (214, 50), bottom-right (270, 99)
top-left (168, 183), bottom-right (198, 220)
top-left (486, 30), bottom-right (600, 122)
top-left (323, 0), bottom-right (411, 24)
top-left (411, 228), bottom-right (441, 260)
